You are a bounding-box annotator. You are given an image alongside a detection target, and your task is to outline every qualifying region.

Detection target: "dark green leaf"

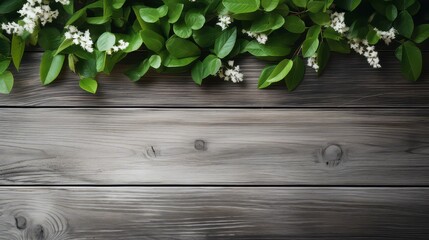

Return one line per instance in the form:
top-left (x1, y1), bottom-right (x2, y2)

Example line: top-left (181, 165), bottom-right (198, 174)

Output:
top-left (400, 41), bottom-right (422, 81)
top-left (191, 61), bottom-right (204, 85)
top-left (412, 24), bottom-right (429, 43)
top-left (335, 0), bottom-right (361, 11)
top-left (285, 57), bottom-right (305, 91)
top-left (394, 11), bottom-right (414, 38)
top-left (223, 0), bottom-right (260, 14)
top-left (284, 16), bottom-right (305, 33)
top-left (166, 36), bottom-right (201, 58)
top-left (11, 35), bottom-right (25, 70)
top-left (316, 41), bottom-right (330, 75)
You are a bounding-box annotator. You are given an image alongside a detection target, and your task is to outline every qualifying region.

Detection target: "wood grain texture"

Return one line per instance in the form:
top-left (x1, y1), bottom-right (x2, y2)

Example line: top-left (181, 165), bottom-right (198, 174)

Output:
top-left (0, 187), bottom-right (428, 239)
top-left (1, 108), bottom-right (428, 185)
top-left (1, 52), bottom-right (429, 107)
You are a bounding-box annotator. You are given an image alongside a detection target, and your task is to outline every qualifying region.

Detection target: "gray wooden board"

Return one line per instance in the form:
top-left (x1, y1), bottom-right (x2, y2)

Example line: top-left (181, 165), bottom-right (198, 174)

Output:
top-left (1, 108), bottom-right (428, 185)
top-left (0, 187), bottom-right (428, 239)
top-left (1, 52), bottom-right (429, 107)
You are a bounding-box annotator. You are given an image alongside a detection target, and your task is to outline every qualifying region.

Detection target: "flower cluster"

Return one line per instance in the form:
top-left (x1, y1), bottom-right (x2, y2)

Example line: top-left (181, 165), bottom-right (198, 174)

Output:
top-left (64, 25), bottom-right (94, 53)
top-left (106, 40), bottom-right (130, 55)
top-left (216, 15), bottom-right (232, 30)
top-left (242, 29), bottom-right (268, 44)
top-left (349, 39), bottom-right (381, 68)
top-left (330, 12), bottom-right (349, 34)
top-left (374, 27), bottom-right (397, 45)
top-left (1, 0), bottom-right (66, 36)
top-left (307, 56), bottom-right (319, 72)
top-left (218, 60), bottom-right (244, 83)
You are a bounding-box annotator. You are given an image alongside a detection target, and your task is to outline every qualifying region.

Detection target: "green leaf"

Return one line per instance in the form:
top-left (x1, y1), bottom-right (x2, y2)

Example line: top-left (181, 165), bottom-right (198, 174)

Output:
top-left (202, 55), bottom-right (222, 77)
top-left (261, 0), bottom-right (279, 12)
top-left (11, 35), bottom-right (25, 70)
top-left (309, 12), bottom-right (330, 25)
top-left (55, 39), bottom-right (73, 55)
top-left (38, 28), bottom-right (62, 50)
top-left (302, 37), bottom-right (319, 58)
top-left (95, 50), bottom-right (106, 72)
top-left (113, 0), bottom-right (126, 9)
top-left (412, 24), bottom-right (429, 44)
top-left (285, 57), bottom-right (305, 91)
top-left (266, 58), bottom-right (293, 83)
top-left (40, 51), bottom-right (65, 85)
top-left (193, 26), bottom-right (221, 48)
top-left (141, 29), bottom-right (165, 52)
top-left (191, 61), bottom-right (204, 85)
top-left (97, 32), bottom-right (116, 52)
top-left (173, 21), bottom-right (193, 38)
top-left (385, 4), bottom-right (398, 21)
top-left (284, 16), bottom-right (305, 33)
top-left (79, 78), bottom-right (98, 94)
top-left (185, 9), bottom-right (206, 30)
top-left (63, 0), bottom-right (74, 14)
top-left (0, 34), bottom-right (11, 56)
top-left (166, 36), bottom-right (201, 58)
top-left (292, 0), bottom-right (307, 8)
top-left (258, 65), bottom-right (276, 89)
top-left (0, 58), bottom-right (10, 74)
top-left (307, 1), bottom-right (325, 13)
top-left (157, 5), bottom-right (169, 18)
top-left (0, 71), bottom-right (13, 94)
top-left (168, 3), bottom-right (184, 23)
top-left (394, 11), bottom-right (414, 38)
top-left (316, 41), bottom-right (330, 75)
top-left (222, 0), bottom-right (260, 14)
top-left (400, 41), bottom-right (422, 81)
top-left (139, 7), bottom-right (161, 23)
top-left (250, 13), bottom-right (285, 33)
top-left (149, 55), bottom-right (162, 69)
top-left (163, 55), bottom-right (198, 67)
top-left (326, 39), bottom-right (350, 53)
top-left (307, 25), bottom-right (321, 39)
top-left (0, 0), bottom-right (25, 14)
top-left (125, 58), bottom-right (150, 81)
top-left (366, 28), bottom-right (381, 45)
top-left (245, 40), bottom-right (291, 57)
top-left (214, 27), bottom-right (237, 58)
top-left (335, 0), bottom-right (361, 11)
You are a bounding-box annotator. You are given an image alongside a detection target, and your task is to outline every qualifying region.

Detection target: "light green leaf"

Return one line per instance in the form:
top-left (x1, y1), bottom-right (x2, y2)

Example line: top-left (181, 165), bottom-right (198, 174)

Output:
top-left (222, 0), bottom-right (260, 14)
top-left (266, 58), bottom-right (293, 83)
top-left (302, 37), bottom-right (319, 58)
top-left (139, 7), bottom-right (161, 23)
top-left (11, 34), bottom-right (25, 70)
top-left (40, 51), bottom-right (65, 85)
top-left (0, 58), bottom-right (11, 73)
top-left (258, 65), bottom-right (276, 89)
top-left (292, 0), bottom-right (307, 8)
top-left (79, 78), bottom-right (98, 94)
top-left (173, 21), bottom-right (193, 38)
top-left (141, 29), bottom-right (165, 53)
top-left (0, 71), bottom-right (13, 94)
top-left (191, 61), bottom-right (204, 85)
top-left (113, 0), bottom-right (126, 9)
top-left (185, 9), bottom-right (206, 30)
top-left (250, 13), bottom-right (285, 33)
top-left (202, 55), bottom-right (222, 77)
top-left (168, 3), bottom-right (184, 23)
top-left (261, 0), bottom-right (279, 12)
top-left (97, 32), bottom-right (116, 52)
top-left (214, 27), bottom-right (237, 58)
top-left (149, 55), bottom-right (162, 69)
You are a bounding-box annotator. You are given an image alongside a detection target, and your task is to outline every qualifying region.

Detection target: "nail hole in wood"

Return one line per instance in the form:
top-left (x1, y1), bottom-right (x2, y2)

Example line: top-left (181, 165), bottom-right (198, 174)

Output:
top-left (194, 139), bottom-right (206, 151)
top-left (15, 216), bottom-right (26, 230)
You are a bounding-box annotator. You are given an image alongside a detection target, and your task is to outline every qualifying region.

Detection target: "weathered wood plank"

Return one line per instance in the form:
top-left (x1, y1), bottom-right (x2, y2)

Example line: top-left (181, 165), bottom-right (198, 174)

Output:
top-left (1, 108), bottom-right (428, 185)
top-left (1, 52), bottom-right (429, 107)
top-left (0, 187), bottom-right (428, 239)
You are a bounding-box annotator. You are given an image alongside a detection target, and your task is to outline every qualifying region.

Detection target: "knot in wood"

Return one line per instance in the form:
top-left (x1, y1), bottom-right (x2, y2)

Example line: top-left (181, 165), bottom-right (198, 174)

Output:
top-left (194, 139), bottom-right (206, 151)
top-left (33, 224), bottom-right (45, 240)
top-left (322, 144), bottom-right (343, 167)
top-left (15, 216), bottom-right (27, 230)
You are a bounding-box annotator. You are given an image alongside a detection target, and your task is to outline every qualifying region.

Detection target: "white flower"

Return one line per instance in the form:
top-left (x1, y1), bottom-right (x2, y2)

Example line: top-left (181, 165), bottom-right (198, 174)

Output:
top-left (64, 25), bottom-right (94, 53)
top-left (330, 12), bottom-right (349, 34)
top-left (106, 39), bottom-right (129, 55)
top-left (218, 60), bottom-right (244, 83)
top-left (55, 0), bottom-right (70, 5)
top-left (374, 27), bottom-right (397, 45)
top-left (242, 29), bottom-right (268, 44)
top-left (216, 15), bottom-right (232, 30)
top-left (1, 0), bottom-right (66, 36)
top-left (307, 55), bottom-right (319, 72)
top-left (349, 38), bottom-right (381, 68)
